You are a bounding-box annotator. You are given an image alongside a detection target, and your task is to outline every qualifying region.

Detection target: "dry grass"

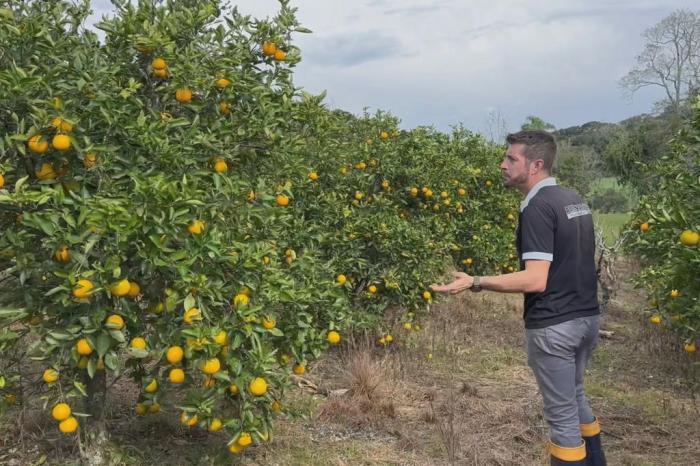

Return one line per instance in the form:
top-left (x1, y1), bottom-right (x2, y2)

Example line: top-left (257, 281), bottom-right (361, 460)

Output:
top-left (1, 257), bottom-right (698, 465)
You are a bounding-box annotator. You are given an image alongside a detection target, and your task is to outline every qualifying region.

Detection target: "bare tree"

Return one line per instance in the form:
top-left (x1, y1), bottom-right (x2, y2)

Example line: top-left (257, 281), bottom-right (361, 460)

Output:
top-left (620, 10), bottom-right (700, 113)
top-left (484, 107), bottom-right (508, 143)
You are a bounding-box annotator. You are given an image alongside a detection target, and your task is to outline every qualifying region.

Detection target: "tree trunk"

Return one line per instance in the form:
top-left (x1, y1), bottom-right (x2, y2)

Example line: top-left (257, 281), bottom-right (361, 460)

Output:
top-left (78, 370), bottom-right (109, 466)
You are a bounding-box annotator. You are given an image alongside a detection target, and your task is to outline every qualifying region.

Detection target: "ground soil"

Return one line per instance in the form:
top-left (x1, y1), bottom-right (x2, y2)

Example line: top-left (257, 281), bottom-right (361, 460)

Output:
top-left (1, 258), bottom-right (698, 465)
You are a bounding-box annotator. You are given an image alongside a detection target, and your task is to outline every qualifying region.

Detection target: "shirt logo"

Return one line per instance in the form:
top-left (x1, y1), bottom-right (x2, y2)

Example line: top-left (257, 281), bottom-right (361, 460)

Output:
top-left (564, 203), bottom-right (591, 219)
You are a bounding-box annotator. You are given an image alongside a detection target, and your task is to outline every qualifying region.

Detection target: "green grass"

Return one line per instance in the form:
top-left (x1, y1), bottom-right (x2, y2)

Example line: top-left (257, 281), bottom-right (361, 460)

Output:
top-left (593, 211), bottom-right (632, 245)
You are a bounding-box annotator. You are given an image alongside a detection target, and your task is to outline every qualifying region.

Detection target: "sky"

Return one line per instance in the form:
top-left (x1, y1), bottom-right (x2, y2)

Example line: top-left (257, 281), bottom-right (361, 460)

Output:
top-left (87, 0), bottom-right (698, 136)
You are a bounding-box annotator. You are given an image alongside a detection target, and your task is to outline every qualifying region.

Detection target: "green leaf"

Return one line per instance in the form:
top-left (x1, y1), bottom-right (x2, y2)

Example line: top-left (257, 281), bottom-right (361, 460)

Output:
top-left (109, 330), bottom-right (126, 343)
top-left (96, 333), bottom-right (111, 357)
top-left (73, 381), bottom-right (87, 397)
top-left (105, 352), bottom-right (119, 371)
top-left (87, 358), bottom-right (96, 378)
top-left (184, 293), bottom-right (196, 311)
top-left (128, 348), bottom-right (149, 359)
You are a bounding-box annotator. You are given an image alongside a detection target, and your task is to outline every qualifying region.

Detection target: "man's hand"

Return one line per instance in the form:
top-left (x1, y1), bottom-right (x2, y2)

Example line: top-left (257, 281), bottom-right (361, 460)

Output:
top-left (430, 271), bottom-right (474, 295)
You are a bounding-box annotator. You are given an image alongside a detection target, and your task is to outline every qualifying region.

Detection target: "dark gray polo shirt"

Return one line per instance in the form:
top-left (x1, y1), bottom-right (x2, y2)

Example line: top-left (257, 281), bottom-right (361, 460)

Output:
top-left (516, 178), bottom-right (599, 329)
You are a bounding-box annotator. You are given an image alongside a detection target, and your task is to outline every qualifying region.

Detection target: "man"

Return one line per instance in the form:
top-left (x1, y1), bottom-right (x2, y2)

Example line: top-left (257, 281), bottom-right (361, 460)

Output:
top-left (431, 130), bottom-right (606, 466)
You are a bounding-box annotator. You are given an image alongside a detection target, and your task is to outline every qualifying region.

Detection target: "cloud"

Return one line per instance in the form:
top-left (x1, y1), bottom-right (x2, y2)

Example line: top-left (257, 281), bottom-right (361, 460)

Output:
top-left (81, 0), bottom-right (700, 133)
top-left (301, 31), bottom-right (411, 67)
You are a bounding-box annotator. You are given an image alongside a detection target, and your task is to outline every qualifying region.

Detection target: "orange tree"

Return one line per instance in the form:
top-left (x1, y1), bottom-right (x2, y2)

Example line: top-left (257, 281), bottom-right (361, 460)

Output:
top-left (624, 95), bottom-right (700, 354)
top-left (0, 0), bottom-right (518, 460)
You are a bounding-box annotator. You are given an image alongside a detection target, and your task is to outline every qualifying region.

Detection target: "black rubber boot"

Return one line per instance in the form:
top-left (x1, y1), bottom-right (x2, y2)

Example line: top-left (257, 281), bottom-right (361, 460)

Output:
top-left (551, 457), bottom-right (587, 466)
top-left (549, 441), bottom-right (587, 466)
top-left (580, 418), bottom-right (607, 466)
top-left (583, 433), bottom-right (607, 466)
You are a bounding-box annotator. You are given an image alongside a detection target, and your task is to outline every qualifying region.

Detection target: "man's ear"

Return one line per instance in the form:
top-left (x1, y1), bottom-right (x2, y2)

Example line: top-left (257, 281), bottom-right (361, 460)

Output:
top-left (531, 159), bottom-right (545, 174)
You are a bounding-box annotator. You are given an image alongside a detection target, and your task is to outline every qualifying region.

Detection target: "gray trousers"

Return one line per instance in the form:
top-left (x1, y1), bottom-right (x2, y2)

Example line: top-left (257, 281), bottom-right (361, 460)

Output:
top-left (526, 315), bottom-right (600, 447)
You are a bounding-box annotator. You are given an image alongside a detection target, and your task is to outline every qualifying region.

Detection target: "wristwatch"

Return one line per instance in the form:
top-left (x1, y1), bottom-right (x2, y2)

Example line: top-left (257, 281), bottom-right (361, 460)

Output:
top-left (470, 276), bottom-right (482, 293)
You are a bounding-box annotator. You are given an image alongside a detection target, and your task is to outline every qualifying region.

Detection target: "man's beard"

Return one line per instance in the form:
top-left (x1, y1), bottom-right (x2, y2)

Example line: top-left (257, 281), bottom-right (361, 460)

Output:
top-left (504, 171), bottom-right (528, 188)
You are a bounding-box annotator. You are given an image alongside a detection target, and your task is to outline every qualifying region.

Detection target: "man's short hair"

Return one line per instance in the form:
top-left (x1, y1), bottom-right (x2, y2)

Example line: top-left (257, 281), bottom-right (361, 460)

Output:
top-left (506, 130), bottom-right (556, 172)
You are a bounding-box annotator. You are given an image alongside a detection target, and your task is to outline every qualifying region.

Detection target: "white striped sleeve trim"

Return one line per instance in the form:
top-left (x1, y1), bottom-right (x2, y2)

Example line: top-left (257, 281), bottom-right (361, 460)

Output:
top-left (522, 252), bottom-right (553, 261)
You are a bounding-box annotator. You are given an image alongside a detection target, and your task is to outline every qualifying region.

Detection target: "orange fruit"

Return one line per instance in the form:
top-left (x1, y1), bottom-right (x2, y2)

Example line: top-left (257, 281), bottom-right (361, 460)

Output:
top-left (52, 134), bottom-right (71, 151)
top-left (327, 331), bottom-right (341, 345)
top-left (72, 279), bottom-right (94, 299)
top-left (214, 330), bottom-right (228, 345)
top-left (144, 379), bottom-right (158, 393)
top-left (209, 418), bottom-right (223, 432)
top-left (274, 49), bottom-right (286, 61)
top-left (422, 290), bottom-right (432, 301)
top-left (36, 162), bottom-right (56, 180)
top-left (215, 78), bottom-right (231, 88)
top-left (52, 403), bottom-right (71, 421)
top-left (293, 363), bottom-right (306, 375)
top-left (166, 346), bottom-right (184, 364)
top-left (680, 230), bottom-right (699, 246)
top-left (202, 358), bottom-right (221, 375)
top-left (229, 442), bottom-right (245, 454)
top-left (27, 135), bottom-right (49, 154)
top-left (151, 57), bottom-right (166, 70)
top-left (135, 403), bottom-right (147, 416)
top-left (237, 432), bottom-right (252, 447)
top-left (262, 317), bottom-right (276, 329)
top-left (83, 152), bottom-right (98, 168)
top-left (76, 338), bottom-right (93, 356)
top-left (248, 377), bottom-right (267, 396)
top-left (0, 173), bottom-right (4, 189)
top-left (214, 159), bottom-right (228, 173)
top-left (232, 293), bottom-right (249, 307)
top-left (649, 314), bottom-right (662, 325)
top-left (276, 194), bottom-right (290, 206)
top-left (153, 68), bottom-right (168, 78)
top-left (640, 222), bottom-right (650, 232)
top-left (131, 337), bottom-right (147, 350)
top-left (106, 314), bottom-right (125, 329)
top-left (110, 279), bottom-right (131, 297)
top-left (58, 416), bottom-right (79, 434)
top-left (229, 383), bottom-right (239, 395)
top-left (183, 307), bottom-right (201, 324)
top-left (169, 368), bottom-right (185, 384)
top-left (43, 368), bottom-right (59, 383)
top-left (50, 117), bottom-right (73, 133)
top-left (308, 171), bottom-right (318, 181)
top-left (54, 246), bottom-right (70, 263)
top-left (670, 289), bottom-right (680, 299)
top-left (336, 274), bottom-right (347, 285)
top-left (180, 411), bottom-right (197, 427)
top-left (187, 220), bottom-right (205, 235)
top-left (380, 131), bottom-right (389, 140)
top-left (219, 101), bottom-right (231, 114)
top-left (175, 88), bottom-right (192, 104)
top-left (684, 341), bottom-right (696, 353)
top-left (127, 281), bottom-right (140, 298)
top-left (262, 41), bottom-right (277, 56)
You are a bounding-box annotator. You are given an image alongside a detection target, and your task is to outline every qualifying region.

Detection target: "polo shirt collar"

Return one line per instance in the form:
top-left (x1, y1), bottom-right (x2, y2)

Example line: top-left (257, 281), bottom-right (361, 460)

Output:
top-left (520, 177), bottom-right (557, 212)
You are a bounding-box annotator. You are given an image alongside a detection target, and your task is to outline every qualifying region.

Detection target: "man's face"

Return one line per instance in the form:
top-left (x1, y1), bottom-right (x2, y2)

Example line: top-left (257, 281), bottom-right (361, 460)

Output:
top-left (500, 144), bottom-right (532, 189)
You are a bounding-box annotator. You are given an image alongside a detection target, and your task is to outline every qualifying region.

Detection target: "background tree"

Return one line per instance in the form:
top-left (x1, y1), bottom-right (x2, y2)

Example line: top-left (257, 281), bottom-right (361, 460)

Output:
top-left (520, 115), bottom-right (555, 132)
top-left (620, 9), bottom-right (700, 114)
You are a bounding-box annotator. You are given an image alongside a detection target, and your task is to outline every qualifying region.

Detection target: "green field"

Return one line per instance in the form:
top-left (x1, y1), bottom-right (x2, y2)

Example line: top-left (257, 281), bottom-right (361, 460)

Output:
top-left (593, 211), bottom-right (632, 245)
